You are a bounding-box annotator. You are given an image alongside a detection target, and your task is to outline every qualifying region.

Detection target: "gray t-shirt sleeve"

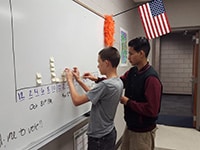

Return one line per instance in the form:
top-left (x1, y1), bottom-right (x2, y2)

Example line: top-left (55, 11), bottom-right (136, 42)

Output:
top-left (86, 82), bottom-right (106, 105)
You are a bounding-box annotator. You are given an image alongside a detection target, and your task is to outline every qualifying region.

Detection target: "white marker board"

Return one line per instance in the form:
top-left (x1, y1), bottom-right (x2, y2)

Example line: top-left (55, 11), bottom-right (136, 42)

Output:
top-left (0, 0), bottom-right (104, 149)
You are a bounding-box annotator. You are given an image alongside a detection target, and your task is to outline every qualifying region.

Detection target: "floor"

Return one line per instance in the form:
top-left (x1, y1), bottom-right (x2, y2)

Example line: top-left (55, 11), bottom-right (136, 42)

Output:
top-left (159, 94), bottom-right (193, 117)
top-left (155, 124), bottom-right (200, 150)
top-left (157, 94), bottom-right (193, 128)
top-left (155, 94), bottom-right (200, 150)
top-left (118, 94), bottom-right (200, 150)
top-left (118, 125), bottom-right (200, 150)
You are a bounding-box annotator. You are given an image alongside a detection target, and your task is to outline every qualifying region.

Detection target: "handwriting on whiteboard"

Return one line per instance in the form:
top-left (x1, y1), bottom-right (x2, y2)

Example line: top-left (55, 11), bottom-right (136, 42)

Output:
top-left (16, 82), bottom-right (69, 102)
top-left (0, 120), bottom-right (43, 149)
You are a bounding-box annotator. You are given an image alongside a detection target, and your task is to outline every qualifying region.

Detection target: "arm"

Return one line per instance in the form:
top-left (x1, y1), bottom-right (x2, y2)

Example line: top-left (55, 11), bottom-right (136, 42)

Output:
top-left (65, 68), bottom-right (89, 106)
top-left (72, 67), bottom-right (90, 92)
top-left (76, 79), bottom-right (90, 92)
top-left (82, 72), bottom-right (98, 81)
top-left (121, 76), bottom-right (162, 117)
top-left (83, 72), bottom-right (108, 83)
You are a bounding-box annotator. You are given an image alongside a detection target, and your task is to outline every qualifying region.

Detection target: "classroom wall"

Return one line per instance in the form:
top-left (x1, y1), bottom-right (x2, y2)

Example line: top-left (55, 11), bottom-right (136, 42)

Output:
top-left (164, 0), bottom-right (200, 28)
top-left (40, 0), bottom-right (200, 149)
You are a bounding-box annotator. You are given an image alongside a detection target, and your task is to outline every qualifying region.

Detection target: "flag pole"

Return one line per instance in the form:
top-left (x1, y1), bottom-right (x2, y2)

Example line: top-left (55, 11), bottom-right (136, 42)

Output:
top-left (113, 6), bottom-right (138, 17)
top-left (113, 2), bottom-right (147, 17)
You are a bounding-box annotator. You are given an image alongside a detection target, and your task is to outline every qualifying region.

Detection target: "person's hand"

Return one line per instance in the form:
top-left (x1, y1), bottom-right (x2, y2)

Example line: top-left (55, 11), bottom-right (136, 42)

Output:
top-left (120, 96), bottom-right (129, 105)
top-left (65, 68), bottom-right (73, 82)
top-left (72, 67), bottom-right (81, 81)
top-left (82, 72), bottom-right (98, 81)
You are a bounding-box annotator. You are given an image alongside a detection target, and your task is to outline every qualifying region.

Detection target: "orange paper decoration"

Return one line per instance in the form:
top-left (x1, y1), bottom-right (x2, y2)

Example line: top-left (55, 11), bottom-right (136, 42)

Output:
top-left (104, 15), bottom-right (115, 47)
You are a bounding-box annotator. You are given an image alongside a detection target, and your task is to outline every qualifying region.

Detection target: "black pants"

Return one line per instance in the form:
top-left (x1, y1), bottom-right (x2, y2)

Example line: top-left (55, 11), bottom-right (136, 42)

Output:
top-left (88, 127), bottom-right (116, 150)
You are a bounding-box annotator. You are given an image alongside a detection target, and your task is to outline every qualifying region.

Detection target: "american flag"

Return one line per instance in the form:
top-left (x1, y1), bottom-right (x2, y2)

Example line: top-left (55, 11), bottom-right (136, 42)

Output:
top-left (138, 0), bottom-right (171, 39)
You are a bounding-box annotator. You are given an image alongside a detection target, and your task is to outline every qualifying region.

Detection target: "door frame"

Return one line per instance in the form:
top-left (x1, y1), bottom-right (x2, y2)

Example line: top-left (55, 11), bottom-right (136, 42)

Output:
top-left (194, 30), bottom-right (200, 130)
top-left (152, 27), bottom-right (200, 129)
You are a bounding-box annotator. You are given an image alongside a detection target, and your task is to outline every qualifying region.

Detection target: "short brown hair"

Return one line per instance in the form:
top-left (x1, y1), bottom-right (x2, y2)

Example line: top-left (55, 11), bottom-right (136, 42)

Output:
top-left (98, 47), bottom-right (120, 68)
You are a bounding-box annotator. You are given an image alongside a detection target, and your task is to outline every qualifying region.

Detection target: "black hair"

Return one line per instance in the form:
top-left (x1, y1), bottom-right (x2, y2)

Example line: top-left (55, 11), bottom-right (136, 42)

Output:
top-left (128, 37), bottom-right (150, 57)
top-left (98, 47), bottom-right (120, 68)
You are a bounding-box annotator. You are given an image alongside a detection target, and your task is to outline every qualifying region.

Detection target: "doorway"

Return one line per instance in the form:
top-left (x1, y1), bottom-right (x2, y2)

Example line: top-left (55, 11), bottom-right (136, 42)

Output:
top-left (152, 28), bottom-right (199, 128)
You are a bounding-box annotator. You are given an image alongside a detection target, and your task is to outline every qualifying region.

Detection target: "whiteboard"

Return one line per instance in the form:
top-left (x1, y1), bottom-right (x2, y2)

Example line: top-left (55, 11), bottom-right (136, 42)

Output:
top-left (0, 0), bottom-right (104, 149)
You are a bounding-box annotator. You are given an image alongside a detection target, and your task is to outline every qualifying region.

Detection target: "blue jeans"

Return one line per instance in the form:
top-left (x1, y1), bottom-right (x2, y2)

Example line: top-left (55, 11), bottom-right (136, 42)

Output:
top-left (88, 127), bottom-right (116, 150)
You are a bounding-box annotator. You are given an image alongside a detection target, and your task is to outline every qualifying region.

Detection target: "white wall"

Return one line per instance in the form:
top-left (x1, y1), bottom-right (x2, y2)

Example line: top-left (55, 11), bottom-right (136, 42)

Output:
top-left (164, 0), bottom-right (200, 28)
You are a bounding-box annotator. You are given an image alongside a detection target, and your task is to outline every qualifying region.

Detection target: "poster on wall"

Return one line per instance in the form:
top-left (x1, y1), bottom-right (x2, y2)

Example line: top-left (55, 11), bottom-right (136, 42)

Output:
top-left (120, 27), bottom-right (128, 66)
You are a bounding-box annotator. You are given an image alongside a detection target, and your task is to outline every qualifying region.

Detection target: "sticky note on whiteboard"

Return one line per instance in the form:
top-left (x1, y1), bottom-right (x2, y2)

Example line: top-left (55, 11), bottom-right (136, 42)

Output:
top-left (50, 57), bottom-right (55, 62)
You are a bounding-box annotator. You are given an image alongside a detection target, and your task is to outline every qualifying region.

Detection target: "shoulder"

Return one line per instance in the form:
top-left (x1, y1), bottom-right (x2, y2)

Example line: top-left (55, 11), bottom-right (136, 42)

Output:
top-left (146, 76), bottom-right (160, 82)
top-left (145, 66), bottom-right (159, 77)
top-left (102, 77), bottom-right (122, 84)
top-left (145, 75), bottom-right (162, 89)
top-left (102, 78), bottom-right (123, 88)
